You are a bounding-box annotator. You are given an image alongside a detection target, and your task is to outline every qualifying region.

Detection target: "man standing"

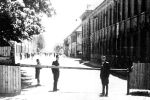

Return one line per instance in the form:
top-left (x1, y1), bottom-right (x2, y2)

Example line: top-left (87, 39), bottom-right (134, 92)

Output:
top-left (100, 55), bottom-right (110, 97)
top-left (35, 59), bottom-right (41, 85)
top-left (51, 55), bottom-right (60, 91)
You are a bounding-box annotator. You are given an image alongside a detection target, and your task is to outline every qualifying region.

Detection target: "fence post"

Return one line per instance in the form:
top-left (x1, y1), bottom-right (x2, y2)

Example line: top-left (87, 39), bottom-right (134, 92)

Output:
top-left (127, 68), bottom-right (130, 95)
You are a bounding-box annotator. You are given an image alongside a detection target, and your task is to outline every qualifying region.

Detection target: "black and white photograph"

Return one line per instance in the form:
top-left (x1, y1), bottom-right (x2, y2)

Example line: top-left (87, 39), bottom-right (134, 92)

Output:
top-left (0, 0), bottom-right (150, 100)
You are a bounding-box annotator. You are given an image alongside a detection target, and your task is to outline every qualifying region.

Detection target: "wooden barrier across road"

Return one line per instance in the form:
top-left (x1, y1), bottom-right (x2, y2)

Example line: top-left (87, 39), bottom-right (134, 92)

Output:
top-left (19, 64), bottom-right (130, 94)
top-left (19, 64), bottom-right (128, 72)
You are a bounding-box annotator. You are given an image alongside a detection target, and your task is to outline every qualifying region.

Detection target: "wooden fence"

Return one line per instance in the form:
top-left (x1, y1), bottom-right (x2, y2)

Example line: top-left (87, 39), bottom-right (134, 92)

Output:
top-left (0, 46), bottom-right (12, 65)
top-left (129, 63), bottom-right (150, 90)
top-left (0, 65), bottom-right (21, 96)
top-left (0, 46), bottom-right (11, 57)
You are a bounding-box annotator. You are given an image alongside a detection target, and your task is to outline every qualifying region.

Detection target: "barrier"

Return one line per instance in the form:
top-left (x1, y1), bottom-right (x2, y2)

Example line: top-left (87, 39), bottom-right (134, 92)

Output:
top-left (20, 63), bottom-right (129, 94)
top-left (20, 64), bottom-right (127, 71)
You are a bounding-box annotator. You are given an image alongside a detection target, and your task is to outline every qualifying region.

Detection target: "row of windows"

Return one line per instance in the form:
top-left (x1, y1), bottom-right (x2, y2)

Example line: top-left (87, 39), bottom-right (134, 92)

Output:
top-left (82, 0), bottom-right (149, 60)
top-left (82, 0), bottom-right (148, 39)
top-left (90, 14), bottom-right (150, 58)
top-left (90, 0), bottom-right (147, 33)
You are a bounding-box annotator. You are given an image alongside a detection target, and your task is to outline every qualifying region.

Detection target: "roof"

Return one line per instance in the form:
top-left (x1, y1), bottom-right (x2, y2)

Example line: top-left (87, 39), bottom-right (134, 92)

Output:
top-left (80, 10), bottom-right (93, 21)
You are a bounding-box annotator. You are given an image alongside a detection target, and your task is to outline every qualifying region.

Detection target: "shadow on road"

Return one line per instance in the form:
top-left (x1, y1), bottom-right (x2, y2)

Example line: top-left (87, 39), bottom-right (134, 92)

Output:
top-left (129, 91), bottom-right (150, 97)
top-left (21, 70), bottom-right (41, 90)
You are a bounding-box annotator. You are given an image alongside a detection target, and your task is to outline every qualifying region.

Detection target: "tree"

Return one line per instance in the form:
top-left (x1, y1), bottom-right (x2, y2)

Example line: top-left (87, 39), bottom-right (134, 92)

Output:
top-left (54, 44), bottom-right (63, 54)
top-left (37, 34), bottom-right (45, 52)
top-left (23, 0), bottom-right (55, 17)
top-left (0, 0), bottom-right (55, 43)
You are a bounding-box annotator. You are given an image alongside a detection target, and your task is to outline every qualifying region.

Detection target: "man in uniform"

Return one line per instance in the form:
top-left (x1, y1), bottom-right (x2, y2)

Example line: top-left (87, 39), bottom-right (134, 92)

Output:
top-left (51, 55), bottom-right (60, 91)
top-left (35, 59), bottom-right (41, 85)
top-left (100, 55), bottom-right (110, 97)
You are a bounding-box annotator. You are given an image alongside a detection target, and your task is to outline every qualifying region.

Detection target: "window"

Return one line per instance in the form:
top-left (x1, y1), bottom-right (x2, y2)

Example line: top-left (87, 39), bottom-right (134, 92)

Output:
top-left (134, 0), bottom-right (138, 15)
top-left (122, 0), bottom-right (125, 20)
top-left (117, 0), bottom-right (121, 21)
top-left (141, 0), bottom-right (146, 12)
top-left (98, 14), bottom-right (101, 30)
top-left (106, 7), bottom-right (109, 26)
top-left (110, 6), bottom-right (112, 25)
top-left (128, 0), bottom-right (131, 17)
top-left (96, 17), bottom-right (99, 31)
top-left (113, 2), bottom-right (116, 24)
top-left (101, 12), bottom-right (103, 29)
top-left (103, 11), bottom-right (105, 28)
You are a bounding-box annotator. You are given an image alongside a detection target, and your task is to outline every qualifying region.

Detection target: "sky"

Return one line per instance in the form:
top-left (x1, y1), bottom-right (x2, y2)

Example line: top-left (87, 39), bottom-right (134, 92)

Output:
top-left (42, 0), bottom-right (104, 52)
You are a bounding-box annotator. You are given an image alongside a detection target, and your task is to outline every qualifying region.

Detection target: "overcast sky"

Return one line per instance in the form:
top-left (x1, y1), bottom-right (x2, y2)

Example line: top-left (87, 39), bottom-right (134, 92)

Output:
top-left (42, 0), bottom-right (104, 52)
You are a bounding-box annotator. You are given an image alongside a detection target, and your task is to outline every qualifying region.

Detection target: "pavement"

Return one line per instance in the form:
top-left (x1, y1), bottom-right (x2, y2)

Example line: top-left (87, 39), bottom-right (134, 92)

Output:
top-left (0, 55), bottom-right (150, 100)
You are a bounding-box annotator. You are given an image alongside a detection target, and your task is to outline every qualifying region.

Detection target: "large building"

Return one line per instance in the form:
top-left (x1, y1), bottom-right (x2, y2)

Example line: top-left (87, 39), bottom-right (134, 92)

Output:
top-left (64, 25), bottom-right (82, 58)
top-left (80, 0), bottom-right (150, 63)
top-left (80, 0), bottom-right (150, 92)
top-left (80, 10), bottom-right (93, 60)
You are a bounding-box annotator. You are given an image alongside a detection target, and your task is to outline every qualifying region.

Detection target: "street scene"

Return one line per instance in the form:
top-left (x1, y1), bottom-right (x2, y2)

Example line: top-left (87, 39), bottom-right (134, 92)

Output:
top-left (0, 56), bottom-right (149, 100)
top-left (0, 55), bottom-right (149, 100)
top-left (0, 0), bottom-right (150, 100)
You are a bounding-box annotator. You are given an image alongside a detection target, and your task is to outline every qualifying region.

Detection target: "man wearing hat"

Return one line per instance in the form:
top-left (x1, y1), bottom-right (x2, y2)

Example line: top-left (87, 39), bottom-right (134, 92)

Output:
top-left (100, 55), bottom-right (110, 96)
top-left (51, 55), bottom-right (60, 91)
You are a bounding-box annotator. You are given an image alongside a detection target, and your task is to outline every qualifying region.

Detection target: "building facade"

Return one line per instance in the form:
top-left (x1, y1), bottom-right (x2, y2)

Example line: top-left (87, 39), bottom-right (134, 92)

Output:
top-left (64, 25), bottom-right (82, 58)
top-left (80, 10), bottom-right (93, 60)
top-left (80, 0), bottom-right (150, 63)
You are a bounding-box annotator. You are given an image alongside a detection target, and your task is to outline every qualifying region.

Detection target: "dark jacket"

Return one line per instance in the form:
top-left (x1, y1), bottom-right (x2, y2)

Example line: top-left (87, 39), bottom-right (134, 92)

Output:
top-left (52, 60), bottom-right (59, 73)
top-left (100, 61), bottom-right (110, 79)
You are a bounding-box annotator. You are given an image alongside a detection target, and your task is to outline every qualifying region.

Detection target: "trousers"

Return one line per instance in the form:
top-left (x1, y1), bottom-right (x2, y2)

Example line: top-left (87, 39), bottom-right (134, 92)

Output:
top-left (52, 68), bottom-right (59, 90)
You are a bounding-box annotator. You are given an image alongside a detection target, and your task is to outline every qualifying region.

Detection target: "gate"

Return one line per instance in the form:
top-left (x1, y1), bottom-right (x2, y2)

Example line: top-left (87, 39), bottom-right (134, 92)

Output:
top-left (21, 63), bottom-right (150, 95)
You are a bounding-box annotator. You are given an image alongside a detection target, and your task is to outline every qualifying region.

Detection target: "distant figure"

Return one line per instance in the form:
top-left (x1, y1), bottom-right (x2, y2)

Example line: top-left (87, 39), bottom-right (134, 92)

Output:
top-left (100, 56), bottom-right (110, 97)
top-left (35, 59), bottom-right (41, 85)
top-left (56, 54), bottom-right (59, 58)
top-left (51, 55), bottom-right (60, 91)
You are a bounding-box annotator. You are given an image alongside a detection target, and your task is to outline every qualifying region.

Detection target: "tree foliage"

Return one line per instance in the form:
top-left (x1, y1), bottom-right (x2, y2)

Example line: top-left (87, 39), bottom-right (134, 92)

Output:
top-left (37, 34), bottom-right (45, 52)
top-left (54, 44), bottom-right (63, 54)
top-left (0, 0), bottom-right (55, 43)
top-left (23, 0), bottom-right (55, 17)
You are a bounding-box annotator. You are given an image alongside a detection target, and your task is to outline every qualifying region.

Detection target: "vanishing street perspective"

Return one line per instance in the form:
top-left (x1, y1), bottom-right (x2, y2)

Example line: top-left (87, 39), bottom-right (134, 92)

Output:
top-left (0, 0), bottom-right (150, 100)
